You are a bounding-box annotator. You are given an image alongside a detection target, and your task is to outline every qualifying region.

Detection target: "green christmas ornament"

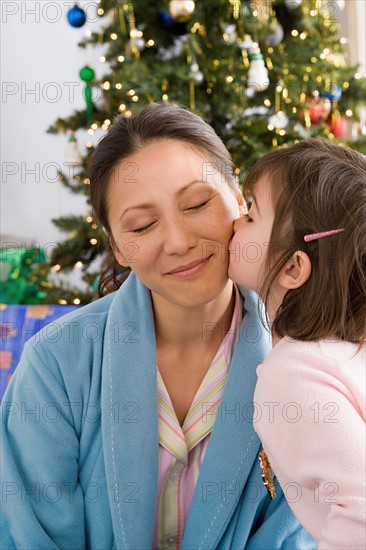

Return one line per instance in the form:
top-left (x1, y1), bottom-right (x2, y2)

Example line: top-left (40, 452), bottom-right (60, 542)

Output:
top-left (79, 65), bottom-right (95, 83)
top-left (79, 65), bottom-right (95, 125)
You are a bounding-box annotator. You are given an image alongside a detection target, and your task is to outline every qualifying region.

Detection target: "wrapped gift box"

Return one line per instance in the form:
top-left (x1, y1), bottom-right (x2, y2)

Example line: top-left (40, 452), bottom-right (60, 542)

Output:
top-left (0, 304), bottom-right (79, 402)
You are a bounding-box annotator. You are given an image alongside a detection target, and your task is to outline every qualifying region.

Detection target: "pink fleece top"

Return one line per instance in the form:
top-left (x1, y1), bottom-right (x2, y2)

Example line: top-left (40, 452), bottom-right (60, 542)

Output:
top-left (254, 338), bottom-right (366, 550)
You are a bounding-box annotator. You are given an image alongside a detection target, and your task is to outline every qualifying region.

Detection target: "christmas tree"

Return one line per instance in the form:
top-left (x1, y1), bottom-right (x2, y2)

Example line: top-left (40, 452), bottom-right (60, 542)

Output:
top-left (34, 0), bottom-right (365, 305)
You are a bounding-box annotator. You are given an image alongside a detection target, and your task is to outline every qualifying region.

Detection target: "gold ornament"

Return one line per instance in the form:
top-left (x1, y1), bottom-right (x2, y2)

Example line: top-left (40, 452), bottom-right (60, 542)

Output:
top-left (169, 1), bottom-right (195, 23)
top-left (251, 0), bottom-right (272, 21)
top-left (258, 450), bottom-right (276, 500)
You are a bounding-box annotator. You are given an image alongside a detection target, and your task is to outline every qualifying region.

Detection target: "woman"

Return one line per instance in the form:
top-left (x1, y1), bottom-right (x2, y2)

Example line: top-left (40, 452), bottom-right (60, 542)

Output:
top-left (1, 103), bottom-right (315, 549)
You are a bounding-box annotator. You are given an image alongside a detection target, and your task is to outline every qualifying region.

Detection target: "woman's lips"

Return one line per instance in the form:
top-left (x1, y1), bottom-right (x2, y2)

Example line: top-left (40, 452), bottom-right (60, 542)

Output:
top-left (166, 256), bottom-right (213, 279)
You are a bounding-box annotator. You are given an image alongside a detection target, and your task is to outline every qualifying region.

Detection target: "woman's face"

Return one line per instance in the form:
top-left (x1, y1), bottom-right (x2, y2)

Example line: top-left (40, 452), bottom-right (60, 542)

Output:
top-left (106, 140), bottom-right (244, 308)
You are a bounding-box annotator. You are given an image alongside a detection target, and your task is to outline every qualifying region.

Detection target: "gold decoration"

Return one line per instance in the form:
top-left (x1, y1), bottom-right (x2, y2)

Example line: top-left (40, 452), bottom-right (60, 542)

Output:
top-left (229, 0), bottom-right (241, 19)
top-left (251, 0), bottom-right (271, 21)
top-left (26, 305), bottom-right (54, 319)
top-left (169, 1), bottom-right (195, 23)
top-left (259, 450), bottom-right (276, 499)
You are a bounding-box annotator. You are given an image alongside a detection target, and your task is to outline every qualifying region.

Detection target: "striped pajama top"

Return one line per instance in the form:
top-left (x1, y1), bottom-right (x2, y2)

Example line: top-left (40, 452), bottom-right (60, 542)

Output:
top-left (153, 285), bottom-right (243, 549)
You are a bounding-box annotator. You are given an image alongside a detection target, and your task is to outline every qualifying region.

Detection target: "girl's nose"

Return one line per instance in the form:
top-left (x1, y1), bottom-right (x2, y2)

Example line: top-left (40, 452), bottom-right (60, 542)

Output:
top-left (233, 217), bottom-right (242, 232)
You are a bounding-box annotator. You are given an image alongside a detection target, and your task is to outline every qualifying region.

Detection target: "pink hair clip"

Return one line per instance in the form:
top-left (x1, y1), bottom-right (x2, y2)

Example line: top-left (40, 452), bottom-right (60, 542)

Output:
top-left (304, 228), bottom-right (344, 243)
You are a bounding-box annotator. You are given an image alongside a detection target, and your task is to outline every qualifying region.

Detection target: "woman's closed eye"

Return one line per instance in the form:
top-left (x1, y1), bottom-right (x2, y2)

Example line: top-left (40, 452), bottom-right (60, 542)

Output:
top-left (243, 213), bottom-right (253, 223)
top-left (130, 199), bottom-right (211, 233)
top-left (131, 221), bottom-right (156, 234)
top-left (187, 199), bottom-right (210, 211)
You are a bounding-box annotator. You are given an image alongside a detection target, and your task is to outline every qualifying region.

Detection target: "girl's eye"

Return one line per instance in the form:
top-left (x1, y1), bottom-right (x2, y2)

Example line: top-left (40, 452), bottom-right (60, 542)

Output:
top-left (243, 213), bottom-right (253, 223)
top-left (131, 222), bottom-right (155, 234)
top-left (188, 200), bottom-right (210, 211)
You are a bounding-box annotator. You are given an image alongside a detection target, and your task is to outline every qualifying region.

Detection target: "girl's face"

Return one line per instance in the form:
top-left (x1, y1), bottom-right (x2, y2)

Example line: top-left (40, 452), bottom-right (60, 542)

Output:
top-left (106, 140), bottom-right (244, 309)
top-left (228, 174), bottom-right (274, 294)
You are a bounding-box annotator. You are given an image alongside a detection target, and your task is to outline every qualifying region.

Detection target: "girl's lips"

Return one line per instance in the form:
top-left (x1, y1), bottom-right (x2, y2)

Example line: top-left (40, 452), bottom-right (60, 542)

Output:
top-left (166, 255), bottom-right (213, 279)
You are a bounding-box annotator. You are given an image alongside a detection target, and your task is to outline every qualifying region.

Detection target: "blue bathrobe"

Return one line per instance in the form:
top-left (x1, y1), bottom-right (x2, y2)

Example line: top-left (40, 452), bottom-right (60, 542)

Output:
top-left (1, 274), bottom-right (315, 549)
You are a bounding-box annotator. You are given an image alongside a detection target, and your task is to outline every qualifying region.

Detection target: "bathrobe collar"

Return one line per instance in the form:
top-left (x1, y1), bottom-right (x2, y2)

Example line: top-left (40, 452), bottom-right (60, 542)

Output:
top-left (101, 274), bottom-right (270, 550)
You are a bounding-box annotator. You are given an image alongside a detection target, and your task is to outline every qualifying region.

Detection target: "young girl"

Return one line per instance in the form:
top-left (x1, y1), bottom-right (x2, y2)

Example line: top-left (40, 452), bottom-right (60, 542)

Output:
top-left (229, 138), bottom-right (366, 549)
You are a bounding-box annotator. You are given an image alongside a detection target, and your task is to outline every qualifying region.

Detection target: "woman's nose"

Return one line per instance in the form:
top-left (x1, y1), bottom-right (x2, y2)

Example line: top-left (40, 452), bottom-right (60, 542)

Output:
top-left (162, 219), bottom-right (197, 256)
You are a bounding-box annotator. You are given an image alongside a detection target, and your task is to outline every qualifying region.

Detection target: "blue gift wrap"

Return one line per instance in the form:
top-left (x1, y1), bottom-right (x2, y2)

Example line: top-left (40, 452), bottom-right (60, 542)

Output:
top-left (0, 304), bottom-right (78, 402)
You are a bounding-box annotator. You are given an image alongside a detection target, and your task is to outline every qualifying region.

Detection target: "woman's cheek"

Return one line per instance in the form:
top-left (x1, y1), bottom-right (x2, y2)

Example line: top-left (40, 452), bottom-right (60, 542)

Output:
top-left (209, 203), bottom-right (234, 229)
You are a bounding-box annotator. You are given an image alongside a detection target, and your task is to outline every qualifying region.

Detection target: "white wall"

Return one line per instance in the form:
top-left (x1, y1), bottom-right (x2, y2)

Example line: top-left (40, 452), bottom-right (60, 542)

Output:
top-left (1, 0), bottom-right (106, 251)
top-left (344, 0), bottom-right (366, 73)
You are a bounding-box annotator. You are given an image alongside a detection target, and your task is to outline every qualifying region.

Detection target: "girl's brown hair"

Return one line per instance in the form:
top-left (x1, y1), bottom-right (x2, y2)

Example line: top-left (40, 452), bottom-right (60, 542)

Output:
top-left (87, 102), bottom-right (237, 297)
top-left (244, 138), bottom-right (366, 344)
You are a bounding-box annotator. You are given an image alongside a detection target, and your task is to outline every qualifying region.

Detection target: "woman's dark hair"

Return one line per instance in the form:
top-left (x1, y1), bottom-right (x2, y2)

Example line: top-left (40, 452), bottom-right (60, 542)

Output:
top-left (87, 102), bottom-right (238, 297)
top-left (244, 138), bottom-right (366, 344)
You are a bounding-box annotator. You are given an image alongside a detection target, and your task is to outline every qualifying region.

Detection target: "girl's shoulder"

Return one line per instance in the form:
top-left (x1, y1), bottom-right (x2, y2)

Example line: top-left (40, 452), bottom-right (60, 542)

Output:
top-left (267, 337), bottom-right (364, 368)
top-left (256, 338), bottom-right (365, 388)
top-left (256, 338), bottom-right (365, 414)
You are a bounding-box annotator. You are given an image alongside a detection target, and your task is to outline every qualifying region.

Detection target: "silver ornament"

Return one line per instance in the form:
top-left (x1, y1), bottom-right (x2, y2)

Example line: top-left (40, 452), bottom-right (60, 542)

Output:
top-left (284, 0), bottom-right (303, 8)
top-left (130, 29), bottom-right (145, 52)
top-left (190, 62), bottom-right (204, 83)
top-left (238, 35), bottom-right (254, 50)
top-left (267, 22), bottom-right (284, 47)
top-left (294, 122), bottom-right (310, 138)
top-left (92, 86), bottom-right (108, 111)
top-left (224, 23), bottom-right (237, 44)
top-left (192, 71), bottom-right (204, 83)
top-left (268, 111), bottom-right (289, 129)
top-left (242, 106), bottom-right (269, 117)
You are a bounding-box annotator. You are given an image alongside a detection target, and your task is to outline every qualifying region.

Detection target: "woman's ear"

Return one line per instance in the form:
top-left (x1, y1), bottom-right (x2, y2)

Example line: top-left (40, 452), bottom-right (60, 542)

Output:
top-left (103, 228), bottom-right (130, 268)
top-left (235, 188), bottom-right (247, 217)
top-left (113, 248), bottom-right (130, 268)
top-left (278, 251), bottom-right (312, 290)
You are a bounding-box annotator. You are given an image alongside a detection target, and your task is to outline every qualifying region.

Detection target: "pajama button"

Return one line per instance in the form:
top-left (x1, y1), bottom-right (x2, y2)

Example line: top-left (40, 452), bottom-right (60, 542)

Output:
top-left (166, 535), bottom-right (177, 546)
top-left (170, 469), bottom-right (179, 481)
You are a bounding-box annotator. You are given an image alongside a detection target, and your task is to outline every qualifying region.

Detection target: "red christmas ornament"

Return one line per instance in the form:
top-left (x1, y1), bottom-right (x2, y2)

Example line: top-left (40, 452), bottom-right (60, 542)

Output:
top-left (308, 105), bottom-right (325, 125)
top-left (328, 111), bottom-right (347, 137)
top-left (311, 95), bottom-right (331, 124)
top-left (301, 92), bottom-right (331, 126)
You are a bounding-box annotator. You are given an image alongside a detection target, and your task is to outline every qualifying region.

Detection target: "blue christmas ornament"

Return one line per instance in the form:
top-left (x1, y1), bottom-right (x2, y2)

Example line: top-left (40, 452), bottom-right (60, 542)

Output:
top-left (159, 10), bottom-right (188, 36)
top-left (319, 84), bottom-right (342, 103)
top-left (67, 3), bottom-right (86, 28)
